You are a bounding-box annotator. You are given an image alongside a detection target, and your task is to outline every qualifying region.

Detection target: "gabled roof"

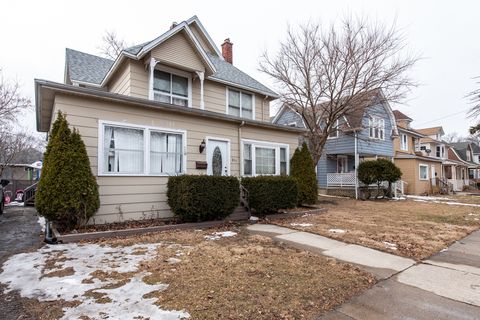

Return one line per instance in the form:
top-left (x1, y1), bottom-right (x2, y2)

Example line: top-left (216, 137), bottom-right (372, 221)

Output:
top-left (392, 110), bottom-right (412, 121)
top-left (417, 126), bottom-right (444, 136)
top-left (450, 142), bottom-right (476, 164)
top-left (64, 16), bottom-right (278, 98)
top-left (472, 143), bottom-right (480, 154)
top-left (397, 126), bottom-right (425, 138)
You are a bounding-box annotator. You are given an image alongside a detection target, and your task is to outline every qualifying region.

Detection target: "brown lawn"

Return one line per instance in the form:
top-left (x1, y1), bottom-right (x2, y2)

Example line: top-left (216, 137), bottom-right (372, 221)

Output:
top-left (274, 197), bottom-right (480, 260)
top-left (101, 227), bottom-right (374, 319)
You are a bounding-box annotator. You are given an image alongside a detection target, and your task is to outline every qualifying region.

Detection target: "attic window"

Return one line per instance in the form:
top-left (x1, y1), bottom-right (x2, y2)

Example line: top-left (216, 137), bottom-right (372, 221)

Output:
top-left (368, 116), bottom-right (385, 140)
top-left (153, 69), bottom-right (191, 107)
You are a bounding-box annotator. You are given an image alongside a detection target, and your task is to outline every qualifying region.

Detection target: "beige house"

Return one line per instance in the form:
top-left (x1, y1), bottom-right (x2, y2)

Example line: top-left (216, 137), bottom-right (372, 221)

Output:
top-left (35, 16), bottom-right (304, 223)
top-left (392, 111), bottom-right (443, 195)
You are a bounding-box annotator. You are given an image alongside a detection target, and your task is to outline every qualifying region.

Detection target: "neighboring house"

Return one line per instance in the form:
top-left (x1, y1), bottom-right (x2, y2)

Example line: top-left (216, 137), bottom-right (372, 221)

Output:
top-left (273, 90), bottom-right (398, 198)
top-left (391, 111), bottom-right (443, 195)
top-left (451, 142), bottom-right (480, 182)
top-left (35, 16), bottom-right (304, 223)
top-left (472, 143), bottom-right (480, 179)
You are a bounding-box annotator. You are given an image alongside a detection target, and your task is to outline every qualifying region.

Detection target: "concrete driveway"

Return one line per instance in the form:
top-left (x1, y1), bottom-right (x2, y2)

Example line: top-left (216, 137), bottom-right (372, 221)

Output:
top-left (0, 206), bottom-right (43, 320)
top-left (248, 224), bottom-right (480, 319)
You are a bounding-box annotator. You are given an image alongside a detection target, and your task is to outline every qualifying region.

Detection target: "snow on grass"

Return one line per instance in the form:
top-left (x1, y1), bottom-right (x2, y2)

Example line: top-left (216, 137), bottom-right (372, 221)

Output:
top-left (328, 229), bottom-right (346, 234)
top-left (249, 216), bottom-right (259, 221)
top-left (0, 242), bottom-right (189, 319)
top-left (407, 195), bottom-right (452, 201)
top-left (204, 231), bottom-right (238, 241)
top-left (6, 201), bottom-right (24, 207)
top-left (290, 223), bottom-right (314, 227)
top-left (383, 241), bottom-right (398, 250)
top-left (413, 199), bottom-right (480, 207)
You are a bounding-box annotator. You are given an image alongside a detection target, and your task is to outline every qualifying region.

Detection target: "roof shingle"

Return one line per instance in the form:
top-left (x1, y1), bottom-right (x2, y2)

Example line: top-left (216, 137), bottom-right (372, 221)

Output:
top-left (65, 48), bottom-right (114, 84)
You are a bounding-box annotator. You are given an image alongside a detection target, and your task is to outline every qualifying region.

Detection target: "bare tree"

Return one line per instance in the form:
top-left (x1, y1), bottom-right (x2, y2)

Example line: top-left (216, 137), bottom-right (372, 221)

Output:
top-left (0, 70), bottom-right (31, 127)
top-left (260, 17), bottom-right (418, 165)
top-left (98, 30), bottom-right (127, 60)
top-left (0, 127), bottom-right (42, 176)
top-left (467, 77), bottom-right (480, 135)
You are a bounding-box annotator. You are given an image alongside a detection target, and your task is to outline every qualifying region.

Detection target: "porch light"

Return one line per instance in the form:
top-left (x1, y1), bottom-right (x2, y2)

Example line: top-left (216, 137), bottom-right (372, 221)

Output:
top-left (199, 139), bottom-right (206, 153)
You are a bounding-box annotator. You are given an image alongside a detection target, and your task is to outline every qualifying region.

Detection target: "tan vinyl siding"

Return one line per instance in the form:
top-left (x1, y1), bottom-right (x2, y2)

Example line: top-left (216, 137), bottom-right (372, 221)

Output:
top-left (52, 93), bottom-right (300, 223)
top-left (129, 60), bottom-right (149, 98)
top-left (108, 62), bottom-right (130, 95)
top-left (151, 32), bottom-right (205, 72)
top-left (394, 158), bottom-right (442, 195)
top-left (189, 23), bottom-right (215, 54)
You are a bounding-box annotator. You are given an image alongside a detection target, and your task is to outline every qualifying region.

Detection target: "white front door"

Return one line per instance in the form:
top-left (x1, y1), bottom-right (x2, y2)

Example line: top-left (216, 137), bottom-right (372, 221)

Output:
top-left (431, 166), bottom-right (436, 186)
top-left (207, 139), bottom-right (230, 176)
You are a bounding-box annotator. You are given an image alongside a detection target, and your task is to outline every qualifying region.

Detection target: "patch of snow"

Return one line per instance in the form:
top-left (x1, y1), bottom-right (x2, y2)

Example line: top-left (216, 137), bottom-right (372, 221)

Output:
top-left (204, 231), bottom-right (238, 241)
top-left (383, 241), bottom-right (398, 250)
top-left (407, 195), bottom-right (452, 201)
top-left (440, 248), bottom-right (448, 253)
top-left (391, 197), bottom-right (406, 201)
top-left (328, 229), bottom-right (346, 234)
top-left (249, 216), bottom-right (259, 221)
top-left (290, 223), bottom-right (314, 227)
top-left (6, 201), bottom-right (24, 207)
top-left (444, 202), bottom-right (480, 208)
top-left (0, 242), bottom-right (189, 319)
top-left (37, 217), bottom-right (46, 233)
top-left (166, 257), bottom-right (181, 264)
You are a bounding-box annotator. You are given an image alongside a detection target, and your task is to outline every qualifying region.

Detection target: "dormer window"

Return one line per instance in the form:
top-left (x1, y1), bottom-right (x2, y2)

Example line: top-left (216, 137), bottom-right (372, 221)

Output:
top-left (368, 116), bottom-right (385, 140)
top-left (153, 69), bottom-right (191, 107)
top-left (227, 88), bottom-right (254, 119)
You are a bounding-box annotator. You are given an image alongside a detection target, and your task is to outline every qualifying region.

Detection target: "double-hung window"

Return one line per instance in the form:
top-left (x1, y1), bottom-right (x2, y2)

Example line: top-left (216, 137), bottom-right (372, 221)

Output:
top-left (101, 122), bottom-right (185, 175)
top-left (228, 89), bottom-right (253, 119)
top-left (401, 134), bottom-right (408, 151)
top-left (242, 140), bottom-right (289, 176)
top-left (327, 119), bottom-right (339, 139)
top-left (153, 70), bottom-right (190, 107)
top-left (369, 116), bottom-right (385, 140)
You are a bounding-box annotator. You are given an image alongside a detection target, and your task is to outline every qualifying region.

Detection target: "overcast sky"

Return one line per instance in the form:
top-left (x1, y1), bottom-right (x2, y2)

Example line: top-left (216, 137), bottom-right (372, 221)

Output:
top-left (1, 0), bottom-right (479, 136)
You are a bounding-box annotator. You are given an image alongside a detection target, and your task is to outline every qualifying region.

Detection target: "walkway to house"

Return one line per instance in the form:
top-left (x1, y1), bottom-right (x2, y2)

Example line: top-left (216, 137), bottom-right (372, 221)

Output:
top-left (0, 206), bottom-right (43, 320)
top-left (247, 224), bottom-right (480, 319)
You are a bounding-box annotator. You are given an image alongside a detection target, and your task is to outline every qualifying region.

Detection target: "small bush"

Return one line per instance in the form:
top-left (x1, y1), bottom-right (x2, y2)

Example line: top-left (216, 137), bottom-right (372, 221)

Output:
top-left (167, 175), bottom-right (240, 222)
top-left (242, 176), bottom-right (297, 214)
top-left (290, 143), bottom-right (318, 205)
top-left (357, 159), bottom-right (402, 199)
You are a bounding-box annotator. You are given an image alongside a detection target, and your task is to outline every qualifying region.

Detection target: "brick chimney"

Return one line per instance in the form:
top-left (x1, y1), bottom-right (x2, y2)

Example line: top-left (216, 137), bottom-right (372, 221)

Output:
top-left (221, 38), bottom-right (233, 64)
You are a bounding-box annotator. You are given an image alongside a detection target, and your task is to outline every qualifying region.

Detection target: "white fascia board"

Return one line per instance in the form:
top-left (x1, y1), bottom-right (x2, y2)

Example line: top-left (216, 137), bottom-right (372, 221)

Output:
top-left (186, 15), bottom-right (223, 59)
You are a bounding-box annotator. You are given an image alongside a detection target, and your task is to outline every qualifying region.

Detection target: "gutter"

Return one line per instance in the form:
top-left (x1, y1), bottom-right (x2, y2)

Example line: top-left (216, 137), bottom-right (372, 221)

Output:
top-left (35, 79), bottom-right (305, 134)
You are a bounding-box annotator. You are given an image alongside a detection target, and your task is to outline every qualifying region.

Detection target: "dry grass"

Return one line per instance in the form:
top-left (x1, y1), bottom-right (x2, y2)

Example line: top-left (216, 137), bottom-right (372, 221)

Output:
top-left (275, 197), bottom-right (480, 260)
top-left (93, 226), bottom-right (375, 319)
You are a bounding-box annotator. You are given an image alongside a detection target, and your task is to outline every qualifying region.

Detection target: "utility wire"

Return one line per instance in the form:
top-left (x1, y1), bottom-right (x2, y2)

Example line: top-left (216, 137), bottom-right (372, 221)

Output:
top-left (414, 107), bottom-right (471, 126)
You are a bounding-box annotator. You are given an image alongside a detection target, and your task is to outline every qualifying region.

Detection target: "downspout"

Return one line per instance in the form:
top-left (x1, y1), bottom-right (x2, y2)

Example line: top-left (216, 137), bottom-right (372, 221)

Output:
top-left (354, 130), bottom-right (359, 199)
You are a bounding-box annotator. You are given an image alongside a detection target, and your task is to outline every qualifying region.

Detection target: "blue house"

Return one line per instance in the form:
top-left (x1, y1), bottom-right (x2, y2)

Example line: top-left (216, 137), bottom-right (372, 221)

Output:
top-left (273, 91), bottom-right (398, 197)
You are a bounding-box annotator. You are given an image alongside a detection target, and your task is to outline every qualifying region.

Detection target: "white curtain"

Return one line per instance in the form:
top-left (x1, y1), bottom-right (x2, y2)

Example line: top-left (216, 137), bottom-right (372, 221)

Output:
top-left (150, 132), bottom-right (167, 174)
top-left (114, 127), bottom-right (144, 173)
top-left (104, 126), bottom-right (114, 172)
top-left (150, 132), bottom-right (182, 174)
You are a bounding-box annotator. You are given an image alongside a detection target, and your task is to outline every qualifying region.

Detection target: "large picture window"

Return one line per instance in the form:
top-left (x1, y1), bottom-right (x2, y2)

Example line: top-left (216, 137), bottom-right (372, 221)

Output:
top-left (228, 89), bottom-right (253, 119)
top-left (242, 140), bottom-right (289, 176)
top-left (153, 70), bottom-right (190, 107)
top-left (101, 122), bottom-right (185, 175)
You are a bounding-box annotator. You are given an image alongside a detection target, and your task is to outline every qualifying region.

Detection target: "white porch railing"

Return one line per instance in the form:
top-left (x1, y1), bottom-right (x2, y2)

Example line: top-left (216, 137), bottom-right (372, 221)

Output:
top-left (327, 172), bottom-right (356, 187)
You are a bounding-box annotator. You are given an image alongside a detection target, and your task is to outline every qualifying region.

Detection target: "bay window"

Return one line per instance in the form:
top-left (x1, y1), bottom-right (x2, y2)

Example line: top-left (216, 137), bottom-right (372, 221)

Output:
top-left (153, 70), bottom-right (190, 107)
top-left (228, 88), bottom-right (254, 119)
top-left (100, 122), bottom-right (185, 175)
top-left (242, 140), bottom-right (289, 176)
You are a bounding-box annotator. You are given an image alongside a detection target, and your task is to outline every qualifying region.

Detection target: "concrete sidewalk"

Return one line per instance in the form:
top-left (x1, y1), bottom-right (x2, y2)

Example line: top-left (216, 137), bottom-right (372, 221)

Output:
top-left (247, 224), bottom-right (480, 319)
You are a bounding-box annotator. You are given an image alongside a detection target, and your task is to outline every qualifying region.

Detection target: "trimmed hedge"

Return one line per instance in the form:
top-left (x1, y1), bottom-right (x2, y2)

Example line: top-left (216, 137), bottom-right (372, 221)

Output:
top-left (167, 175), bottom-right (240, 222)
top-left (290, 143), bottom-right (318, 205)
top-left (242, 176), bottom-right (298, 214)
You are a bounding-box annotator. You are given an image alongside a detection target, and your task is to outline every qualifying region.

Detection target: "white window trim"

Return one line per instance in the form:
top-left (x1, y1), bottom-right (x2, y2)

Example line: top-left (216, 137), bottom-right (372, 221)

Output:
top-left (368, 116), bottom-right (385, 140)
top-left (152, 64), bottom-right (193, 108)
top-left (241, 139), bottom-right (289, 176)
top-left (327, 119), bottom-right (339, 139)
top-left (419, 164), bottom-right (429, 181)
top-left (205, 136), bottom-right (231, 176)
top-left (226, 87), bottom-right (256, 120)
top-left (401, 134), bottom-right (408, 151)
top-left (98, 120), bottom-right (187, 176)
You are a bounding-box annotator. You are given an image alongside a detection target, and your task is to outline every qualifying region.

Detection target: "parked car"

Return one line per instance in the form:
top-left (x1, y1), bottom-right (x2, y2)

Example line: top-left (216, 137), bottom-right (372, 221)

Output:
top-left (0, 179), bottom-right (9, 215)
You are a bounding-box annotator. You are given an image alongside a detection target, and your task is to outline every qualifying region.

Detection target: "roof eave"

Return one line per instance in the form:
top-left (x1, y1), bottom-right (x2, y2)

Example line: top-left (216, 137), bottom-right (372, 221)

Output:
top-left (207, 76), bottom-right (279, 99)
top-left (35, 80), bottom-right (305, 134)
